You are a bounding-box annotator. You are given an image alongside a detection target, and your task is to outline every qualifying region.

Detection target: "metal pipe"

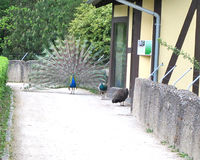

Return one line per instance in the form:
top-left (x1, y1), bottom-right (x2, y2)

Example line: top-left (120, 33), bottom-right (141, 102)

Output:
top-left (149, 63), bottom-right (163, 79)
top-left (173, 67), bottom-right (192, 86)
top-left (159, 65), bottom-right (176, 83)
top-left (116, 0), bottom-right (160, 82)
top-left (187, 74), bottom-right (200, 90)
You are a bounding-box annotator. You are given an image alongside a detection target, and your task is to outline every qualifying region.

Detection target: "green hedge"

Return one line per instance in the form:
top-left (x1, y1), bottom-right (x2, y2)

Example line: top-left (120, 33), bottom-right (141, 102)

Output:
top-left (0, 56), bottom-right (8, 99)
top-left (0, 56), bottom-right (10, 158)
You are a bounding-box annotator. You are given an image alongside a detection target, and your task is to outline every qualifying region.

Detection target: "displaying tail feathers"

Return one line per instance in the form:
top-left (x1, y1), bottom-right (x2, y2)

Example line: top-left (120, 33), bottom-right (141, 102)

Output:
top-left (29, 37), bottom-right (108, 90)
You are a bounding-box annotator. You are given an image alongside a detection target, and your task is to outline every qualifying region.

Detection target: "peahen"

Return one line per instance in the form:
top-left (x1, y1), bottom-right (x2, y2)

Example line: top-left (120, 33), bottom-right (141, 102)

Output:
top-left (112, 88), bottom-right (129, 106)
top-left (68, 75), bottom-right (76, 94)
top-left (98, 83), bottom-right (107, 99)
top-left (29, 37), bottom-right (108, 90)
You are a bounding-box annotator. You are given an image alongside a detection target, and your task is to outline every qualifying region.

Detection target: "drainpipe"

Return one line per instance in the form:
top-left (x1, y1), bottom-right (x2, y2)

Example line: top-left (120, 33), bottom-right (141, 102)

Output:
top-left (116, 0), bottom-right (160, 82)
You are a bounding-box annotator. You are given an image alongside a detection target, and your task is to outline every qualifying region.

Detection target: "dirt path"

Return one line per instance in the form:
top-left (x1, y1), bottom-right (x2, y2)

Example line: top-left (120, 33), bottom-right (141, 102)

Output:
top-left (9, 83), bottom-right (183, 160)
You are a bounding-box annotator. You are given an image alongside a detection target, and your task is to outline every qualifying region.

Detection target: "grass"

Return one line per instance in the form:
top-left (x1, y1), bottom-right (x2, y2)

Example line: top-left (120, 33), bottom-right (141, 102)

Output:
top-left (167, 145), bottom-right (193, 160)
top-left (178, 152), bottom-right (193, 160)
top-left (79, 87), bottom-right (99, 94)
top-left (161, 140), bottom-right (168, 145)
top-left (168, 145), bottom-right (177, 152)
top-left (146, 128), bottom-right (153, 133)
top-left (0, 86), bottom-right (12, 158)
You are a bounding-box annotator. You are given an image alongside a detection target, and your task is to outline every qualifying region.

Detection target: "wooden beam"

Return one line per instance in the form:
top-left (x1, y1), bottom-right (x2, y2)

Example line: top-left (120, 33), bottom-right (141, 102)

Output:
top-left (108, 3), bottom-right (115, 87)
top-left (162, 0), bottom-right (197, 84)
top-left (193, 0), bottom-right (200, 95)
top-left (129, 0), bottom-right (142, 102)
top-left (95, 0), bottom-right (112, 8)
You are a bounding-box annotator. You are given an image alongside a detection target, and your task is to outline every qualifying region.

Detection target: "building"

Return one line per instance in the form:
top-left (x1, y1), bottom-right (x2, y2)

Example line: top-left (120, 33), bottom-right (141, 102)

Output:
top-left (88, 0), bottom-right (200, 102)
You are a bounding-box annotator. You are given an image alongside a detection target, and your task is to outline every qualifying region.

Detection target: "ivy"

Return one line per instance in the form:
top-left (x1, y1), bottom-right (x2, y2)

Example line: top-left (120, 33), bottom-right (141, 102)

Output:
top-left (158, 38), bottom-right (200, 71)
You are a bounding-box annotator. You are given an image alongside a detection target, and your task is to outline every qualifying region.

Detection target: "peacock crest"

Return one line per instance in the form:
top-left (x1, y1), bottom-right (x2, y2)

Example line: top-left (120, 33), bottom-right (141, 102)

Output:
top-left (29, 36), bottom-right (109, 89)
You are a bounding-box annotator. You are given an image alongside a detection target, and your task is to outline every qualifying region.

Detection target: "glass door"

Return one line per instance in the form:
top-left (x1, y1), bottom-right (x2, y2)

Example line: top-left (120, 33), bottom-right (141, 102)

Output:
top-left (113, 22), bottom-right (127, 88)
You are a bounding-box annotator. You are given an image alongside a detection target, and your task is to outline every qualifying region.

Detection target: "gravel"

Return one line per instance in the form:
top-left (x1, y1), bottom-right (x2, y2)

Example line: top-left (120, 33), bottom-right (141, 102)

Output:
top-left (9, 83), bottom-right (183, 160)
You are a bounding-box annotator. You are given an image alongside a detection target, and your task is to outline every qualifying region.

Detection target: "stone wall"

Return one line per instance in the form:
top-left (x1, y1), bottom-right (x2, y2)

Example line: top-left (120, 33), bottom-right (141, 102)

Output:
top-left (132, 78), bottom-right (200, 160)
top-left (8, 60), bottom-right (37, 82)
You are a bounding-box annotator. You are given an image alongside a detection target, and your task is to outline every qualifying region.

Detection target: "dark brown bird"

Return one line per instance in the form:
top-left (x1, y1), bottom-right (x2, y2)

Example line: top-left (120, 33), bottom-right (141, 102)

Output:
top-left (112, 88), bottom-right (129, 106)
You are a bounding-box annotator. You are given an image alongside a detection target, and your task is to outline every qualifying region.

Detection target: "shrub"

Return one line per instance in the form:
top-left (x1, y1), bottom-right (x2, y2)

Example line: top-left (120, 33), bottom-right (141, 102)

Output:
top-left (0, 56), bottom-right (10, 158)
top-left (0, 56), bottom-right (8, 99)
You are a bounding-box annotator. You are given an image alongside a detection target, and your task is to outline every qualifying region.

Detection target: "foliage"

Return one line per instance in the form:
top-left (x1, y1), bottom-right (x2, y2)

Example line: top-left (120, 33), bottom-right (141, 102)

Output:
top-left (0, 56), bottom-right (8, 99)
top-left (0, 6), bottom-right (30, 60)
top-left (0, 0), bottom-right (12, 54)
top-left (29, 37), bottom-right (108, 89)
top-left (10, 0), bottom-right (39, 8)
top-left (0, 56), bottom-right (11, 158)
top-left (0, 0), bottom-right (10, 17)
top-left (0, 0), bottom-right (82, 60)
top-left (158, 38), bottom-right (200, 71)
top-left (0, 86), bottom-right (11, 158)
top-left (68, 2), bottom-right (112, 60)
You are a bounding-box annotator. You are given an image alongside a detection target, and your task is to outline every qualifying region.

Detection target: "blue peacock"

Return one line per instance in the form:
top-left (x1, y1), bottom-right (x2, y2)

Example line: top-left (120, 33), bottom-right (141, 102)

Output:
top-left (29, 36), bottom-right (108, 92)
top-left (68, 75), bottom-right (76, 94)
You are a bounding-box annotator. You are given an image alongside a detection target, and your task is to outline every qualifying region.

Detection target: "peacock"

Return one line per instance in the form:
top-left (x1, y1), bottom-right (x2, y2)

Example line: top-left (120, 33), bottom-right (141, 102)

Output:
top-left (112, 88), bottom-right (129, 106)
top-left (68, 75), bottom-right (76, 94)
top-left (98, 83), bottom-right (107, 99)
top-left (29, 36), bottom-right (109, 91)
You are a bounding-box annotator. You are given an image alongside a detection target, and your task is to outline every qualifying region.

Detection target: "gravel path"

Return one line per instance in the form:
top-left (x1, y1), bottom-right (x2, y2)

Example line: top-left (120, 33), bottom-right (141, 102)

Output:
top-left (9, 83), bottom-right (183, 160)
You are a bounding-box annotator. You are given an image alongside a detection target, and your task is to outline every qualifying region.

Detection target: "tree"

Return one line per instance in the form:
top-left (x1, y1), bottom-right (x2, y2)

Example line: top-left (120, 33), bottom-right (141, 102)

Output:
top-left (10, 0), bottom-right (39, 8)
top-left (0, 0), bottom-right (82, 60)
top-left (68, 2), bottom-right (112, 60)
top-left (0, 0), bottom-right (10, 17)
top-left (0, 0), bottom-right (11, 54)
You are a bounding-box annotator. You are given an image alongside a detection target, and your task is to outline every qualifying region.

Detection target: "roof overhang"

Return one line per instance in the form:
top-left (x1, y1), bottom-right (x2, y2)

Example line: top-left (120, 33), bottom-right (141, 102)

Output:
top-left (87, 0), bottom-right (113, 8)
top-left (87, 0), bottom-right (137, 8)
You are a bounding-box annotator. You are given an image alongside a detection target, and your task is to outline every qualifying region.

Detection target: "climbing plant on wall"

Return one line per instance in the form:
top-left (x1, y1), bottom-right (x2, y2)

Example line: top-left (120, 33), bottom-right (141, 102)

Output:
top-left (158, 38), bottom-right (200, 70)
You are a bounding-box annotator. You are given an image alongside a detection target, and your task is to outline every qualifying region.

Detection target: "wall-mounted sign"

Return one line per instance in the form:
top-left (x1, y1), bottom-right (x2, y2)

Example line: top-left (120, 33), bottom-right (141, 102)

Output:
top-left (137, 40), bottom-right (152, 56)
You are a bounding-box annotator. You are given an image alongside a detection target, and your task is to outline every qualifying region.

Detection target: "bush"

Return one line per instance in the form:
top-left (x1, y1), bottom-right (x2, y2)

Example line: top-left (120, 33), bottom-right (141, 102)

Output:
top-left (0, 56), bottom-right (10, 158)
top-left (0, 56), bottom-right (8, 99)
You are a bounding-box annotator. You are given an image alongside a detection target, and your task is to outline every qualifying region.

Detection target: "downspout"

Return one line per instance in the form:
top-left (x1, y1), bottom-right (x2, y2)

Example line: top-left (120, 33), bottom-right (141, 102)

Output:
top-left (116, 0), bottom-right (160, 82)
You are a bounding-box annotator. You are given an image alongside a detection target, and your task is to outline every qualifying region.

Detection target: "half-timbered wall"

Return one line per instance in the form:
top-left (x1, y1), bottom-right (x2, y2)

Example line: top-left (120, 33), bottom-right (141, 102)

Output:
top-left (137, 0), bottom-right (200, 96)
top-left (159, 0), bottom-right (198, 94)
top-left (110, 0), bottom-right (200, 97)
top-left (113, 5), bottom-right (128, 17)
top-left (138, 0), bottom-right (154, 78)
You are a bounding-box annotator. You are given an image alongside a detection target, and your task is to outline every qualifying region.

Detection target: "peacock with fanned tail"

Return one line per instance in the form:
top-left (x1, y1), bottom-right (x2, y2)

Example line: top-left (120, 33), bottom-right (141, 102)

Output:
top-left (68, 75), bottom-right (76, 94)
top-left (29, 37), bottom-right (109, 92)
